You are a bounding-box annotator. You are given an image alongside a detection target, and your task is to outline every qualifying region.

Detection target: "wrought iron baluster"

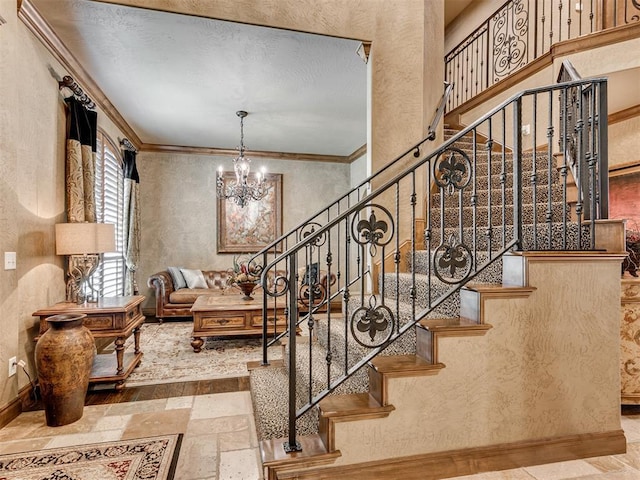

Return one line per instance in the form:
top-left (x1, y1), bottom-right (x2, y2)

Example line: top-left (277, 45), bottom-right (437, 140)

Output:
top-left (546, 90), bottom-right (554, 249)
top-left (575, 84), bottom-right (585, 248)
top-left (588, 84), bottom-right (598, 248)
top-left (561, 85), bottom-right (569, 249)
top-left (343, 215), bottom-right (350, 376)
top-left (597, 81), bottom-right (609, 220)
top-left (395, 183), bottom-right (401, 335)
top-left (541, 0), bottom-right (547, 53)
top-left (411, 173), bottom-right (417, 320)
top-left (501, 109), bottom-right (507, 250)
top-left (513, 98), bottom-right (523, 249)
top-left (532, 93), bottom-right (539, 250)
top-left (472, 129), bottom-right (478, 261)
top-left (426, 162), bottom-right (433, 308)
top-left (284, 254), bottom-right (300, 453)
top-left (486, 119), bottom-right (494, 255)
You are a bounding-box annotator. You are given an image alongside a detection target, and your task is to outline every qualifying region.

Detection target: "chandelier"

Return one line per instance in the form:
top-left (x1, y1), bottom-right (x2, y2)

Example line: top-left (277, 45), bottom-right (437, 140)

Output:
top-left (216, 110), bottom-right (269, 208)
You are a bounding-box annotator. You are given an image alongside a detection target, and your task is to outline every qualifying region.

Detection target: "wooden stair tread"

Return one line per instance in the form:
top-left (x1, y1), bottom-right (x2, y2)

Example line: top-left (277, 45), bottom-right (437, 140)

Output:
top-left (260, 433), bottom-right (341, 468)
top-left (418, 316), bottom-right (491, 332)
top-left (319, 392), bottom-right (395, 419)
top-left (464, 283), bottom-right (536, 296)
top-left (247, 358), bottom-right (284, 371)
top-left (370, 354), bottom-right (445, 376)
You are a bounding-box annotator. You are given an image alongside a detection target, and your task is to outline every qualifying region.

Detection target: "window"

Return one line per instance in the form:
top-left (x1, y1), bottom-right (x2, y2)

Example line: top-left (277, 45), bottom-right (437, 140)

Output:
top-left (94, 131), bottom-right (125, 297)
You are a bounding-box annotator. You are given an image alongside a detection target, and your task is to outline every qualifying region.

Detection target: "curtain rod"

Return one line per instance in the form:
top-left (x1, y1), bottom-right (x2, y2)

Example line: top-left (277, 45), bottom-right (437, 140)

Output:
top-left (120, 138), bottom-right (138, 153)
top-left (58, 75), bottom-right (96, 110)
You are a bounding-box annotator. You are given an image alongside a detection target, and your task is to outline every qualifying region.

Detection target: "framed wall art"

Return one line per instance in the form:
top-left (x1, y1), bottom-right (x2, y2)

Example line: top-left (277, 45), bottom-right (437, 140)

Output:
top-left (216, 172), bottom-right (283, 253)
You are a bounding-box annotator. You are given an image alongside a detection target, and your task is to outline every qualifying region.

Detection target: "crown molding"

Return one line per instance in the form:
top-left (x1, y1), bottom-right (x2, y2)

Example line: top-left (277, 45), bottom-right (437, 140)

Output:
top-left (140, 143), bottom-right (365, 164)
top-left (346, 144), bottom-right (367, 162)
top-left (18, 0), bottom-right (143, 148)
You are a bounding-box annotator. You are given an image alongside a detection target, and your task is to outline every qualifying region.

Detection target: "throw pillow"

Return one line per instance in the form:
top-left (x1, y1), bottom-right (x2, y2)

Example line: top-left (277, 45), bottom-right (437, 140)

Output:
top-left (167, 266), bottom-right (187, 290)
top-left (180, 268), bottom-right (208, 289)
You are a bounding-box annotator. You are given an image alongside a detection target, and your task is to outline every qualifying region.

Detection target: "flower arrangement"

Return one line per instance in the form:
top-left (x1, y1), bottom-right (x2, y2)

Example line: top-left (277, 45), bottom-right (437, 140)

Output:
top-left (228, 254), bottom-right (262, 285)
top-left (625, 229), bottom-right (640, 277)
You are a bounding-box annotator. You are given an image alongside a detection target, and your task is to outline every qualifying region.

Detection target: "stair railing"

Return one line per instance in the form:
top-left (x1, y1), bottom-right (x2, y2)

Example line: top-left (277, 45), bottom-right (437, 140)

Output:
top-left (257, 76), bottom-right (607, 452)
top-left (444, 0), bottom-right (634, 111)
top-left (251, 82), bottom-right (453, 363)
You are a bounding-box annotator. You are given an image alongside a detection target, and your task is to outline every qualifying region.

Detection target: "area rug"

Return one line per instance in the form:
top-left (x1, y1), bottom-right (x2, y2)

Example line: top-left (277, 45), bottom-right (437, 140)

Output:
top-left (119, 322), bottom-right (283, 386)
top-left (0, 434), bottom-right (182, 480)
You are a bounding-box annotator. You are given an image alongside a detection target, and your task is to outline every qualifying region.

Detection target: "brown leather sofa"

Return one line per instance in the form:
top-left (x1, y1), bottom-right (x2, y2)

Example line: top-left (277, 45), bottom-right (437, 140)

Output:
top-left (147, 268), bottom-right (337, 321)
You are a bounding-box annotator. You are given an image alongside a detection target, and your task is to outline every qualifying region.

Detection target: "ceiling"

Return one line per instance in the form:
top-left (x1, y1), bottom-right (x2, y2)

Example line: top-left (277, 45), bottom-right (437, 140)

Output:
top-left (30, 1), bottom-right (470, 159)
top-left (31, 0), bottom-right (368, 157)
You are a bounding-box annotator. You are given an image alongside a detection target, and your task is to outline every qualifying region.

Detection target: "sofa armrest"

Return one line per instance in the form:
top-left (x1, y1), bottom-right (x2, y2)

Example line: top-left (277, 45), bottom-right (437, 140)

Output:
top-left (147, 271), bottom-right (174, 318)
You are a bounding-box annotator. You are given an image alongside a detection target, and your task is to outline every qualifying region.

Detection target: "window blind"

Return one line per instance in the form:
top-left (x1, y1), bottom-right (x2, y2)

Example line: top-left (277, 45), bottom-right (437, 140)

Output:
top-left (94, 132), bottom-right (125, 297)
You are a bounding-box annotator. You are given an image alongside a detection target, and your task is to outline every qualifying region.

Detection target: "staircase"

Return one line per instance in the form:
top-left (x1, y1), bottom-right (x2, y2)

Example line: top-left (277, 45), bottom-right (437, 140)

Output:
top-left (247, 76), bottom-right (625, 479)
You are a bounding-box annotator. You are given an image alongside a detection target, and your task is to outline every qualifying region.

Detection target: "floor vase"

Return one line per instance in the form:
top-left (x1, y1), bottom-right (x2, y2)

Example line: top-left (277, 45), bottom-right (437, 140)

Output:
top-left (34, 314), bottom-right (96, 426)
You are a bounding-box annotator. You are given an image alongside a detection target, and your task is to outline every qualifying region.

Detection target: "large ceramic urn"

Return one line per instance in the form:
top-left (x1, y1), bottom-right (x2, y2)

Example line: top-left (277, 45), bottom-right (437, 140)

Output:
top-left (34, 314), bottom-right (96, 426)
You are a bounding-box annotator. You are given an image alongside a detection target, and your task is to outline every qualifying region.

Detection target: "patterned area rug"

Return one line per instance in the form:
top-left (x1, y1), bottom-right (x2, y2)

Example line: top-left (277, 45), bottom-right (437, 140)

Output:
top-left (120, 322), bottom-right (283, 386)
top-left (0, 434), bottom-right (182, 480)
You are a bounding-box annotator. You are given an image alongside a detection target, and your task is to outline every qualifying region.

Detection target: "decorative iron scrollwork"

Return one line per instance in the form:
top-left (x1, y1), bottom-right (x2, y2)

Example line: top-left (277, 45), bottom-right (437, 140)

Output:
top-left (434, 148), bottom-right (472, 196)
top-left (298, 282), bottom-right (327, 308)
top-left (433, 234), bottom-right (473, 284)
top-left (351, 204), bottom-right (394, 257)
top-left (297, 221), bottom-right (327, 248)
top-left (491, 0), bottom-right (528, 82)
top-left (264, 274), bottom-right (289, 298)
top-left (350, 296), bottom-right (394, 348)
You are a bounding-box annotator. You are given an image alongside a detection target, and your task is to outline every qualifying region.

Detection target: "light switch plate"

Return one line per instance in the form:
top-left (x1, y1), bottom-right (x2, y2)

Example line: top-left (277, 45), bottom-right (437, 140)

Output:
top-left (4, 252), bottom-right (16, 270)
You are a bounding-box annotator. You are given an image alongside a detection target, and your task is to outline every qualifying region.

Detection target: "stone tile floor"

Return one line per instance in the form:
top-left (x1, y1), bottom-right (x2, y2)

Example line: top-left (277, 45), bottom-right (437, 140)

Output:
top-left (1, 393), bottom-right (640, 480)
top-left (0, 391), bottom-right (262, 480)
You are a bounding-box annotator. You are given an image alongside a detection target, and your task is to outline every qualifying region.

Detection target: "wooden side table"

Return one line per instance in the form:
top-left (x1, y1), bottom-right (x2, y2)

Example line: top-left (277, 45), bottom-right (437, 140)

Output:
top-left (33, 295), bottom-right (145, 390)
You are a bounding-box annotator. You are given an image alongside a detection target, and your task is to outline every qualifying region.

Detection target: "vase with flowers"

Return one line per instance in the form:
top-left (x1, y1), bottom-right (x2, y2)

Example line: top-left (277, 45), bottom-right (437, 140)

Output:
top-left (228, 255), bottom-right (263, 300)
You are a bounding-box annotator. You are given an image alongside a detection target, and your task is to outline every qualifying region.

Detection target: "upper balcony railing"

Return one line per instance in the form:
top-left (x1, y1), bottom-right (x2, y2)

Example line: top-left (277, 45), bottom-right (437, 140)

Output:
top-left (445, 0), bottom-right (639, 111)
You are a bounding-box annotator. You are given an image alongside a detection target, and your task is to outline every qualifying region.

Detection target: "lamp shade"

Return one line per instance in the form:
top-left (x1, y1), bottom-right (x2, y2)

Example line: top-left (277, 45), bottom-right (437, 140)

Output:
top-left (55, 223), bottom-right (115, 255)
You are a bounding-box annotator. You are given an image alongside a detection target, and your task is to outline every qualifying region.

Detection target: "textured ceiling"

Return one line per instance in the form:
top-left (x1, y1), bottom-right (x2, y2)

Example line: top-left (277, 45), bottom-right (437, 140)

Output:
top-left (32, 0), bottom-right (368, 156)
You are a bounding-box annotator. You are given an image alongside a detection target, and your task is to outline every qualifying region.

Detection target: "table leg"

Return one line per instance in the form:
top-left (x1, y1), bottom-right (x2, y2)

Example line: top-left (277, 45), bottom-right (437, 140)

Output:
top-left (115, 336), bottom-right (125, 375)
top-left (133, 325), bottom-right (141, 355)
top-left (191, 337), bottom-right (204, 353)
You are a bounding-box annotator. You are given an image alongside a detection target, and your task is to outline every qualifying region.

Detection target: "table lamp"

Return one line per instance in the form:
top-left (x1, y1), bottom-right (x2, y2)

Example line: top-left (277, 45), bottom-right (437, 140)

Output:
top-left (55, 223), bottom-right (115, 303)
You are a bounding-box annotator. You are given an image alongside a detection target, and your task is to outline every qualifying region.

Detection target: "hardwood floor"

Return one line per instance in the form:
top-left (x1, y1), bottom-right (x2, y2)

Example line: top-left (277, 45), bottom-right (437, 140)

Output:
top-left (20, 376), bottom-right (250, 412)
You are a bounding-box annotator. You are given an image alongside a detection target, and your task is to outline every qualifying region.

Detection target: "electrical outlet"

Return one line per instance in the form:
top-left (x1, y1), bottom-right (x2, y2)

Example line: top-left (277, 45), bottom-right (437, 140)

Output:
top-left (8, 357), bottom-right (17, 377)
top-left (521, 124), bottom-right (531, 136)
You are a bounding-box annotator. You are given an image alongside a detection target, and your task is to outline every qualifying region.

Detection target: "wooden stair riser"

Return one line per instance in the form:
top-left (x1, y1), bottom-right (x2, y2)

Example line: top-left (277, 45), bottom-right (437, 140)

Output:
top-left (415, 321), bottom-right (493, 364)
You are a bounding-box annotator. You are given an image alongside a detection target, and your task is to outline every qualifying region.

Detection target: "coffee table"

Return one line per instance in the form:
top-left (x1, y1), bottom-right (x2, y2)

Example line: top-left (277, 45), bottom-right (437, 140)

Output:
top-left (190, 294), bottom-right (288, 352)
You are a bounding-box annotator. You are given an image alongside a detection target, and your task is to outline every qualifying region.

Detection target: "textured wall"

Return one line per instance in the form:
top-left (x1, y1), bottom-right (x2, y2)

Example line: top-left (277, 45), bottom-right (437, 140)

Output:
top-left (610, 116), bottom-right (640, 170)
top-left (0, 0), bottom-right (131, 407)
top-left (0, 0), bottom-right (67, 406)
top-left (137, 152), bottom-right (351, 306)
top-left (331, 257), bottom-right (622, 465)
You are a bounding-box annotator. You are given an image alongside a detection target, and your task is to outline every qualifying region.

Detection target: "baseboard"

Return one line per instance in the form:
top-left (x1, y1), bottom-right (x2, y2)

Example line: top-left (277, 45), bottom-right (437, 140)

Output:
top-left (0, 384), bottom-right (39, 429)
top-left (274, 429), bottom-right (626, 480)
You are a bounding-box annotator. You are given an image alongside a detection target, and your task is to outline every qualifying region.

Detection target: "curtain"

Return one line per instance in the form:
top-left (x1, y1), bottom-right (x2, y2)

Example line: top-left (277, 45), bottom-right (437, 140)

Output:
top-left (65, 96), bottom-right (97, 223)
top-left (123, 149), bottom-right (141, 295)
